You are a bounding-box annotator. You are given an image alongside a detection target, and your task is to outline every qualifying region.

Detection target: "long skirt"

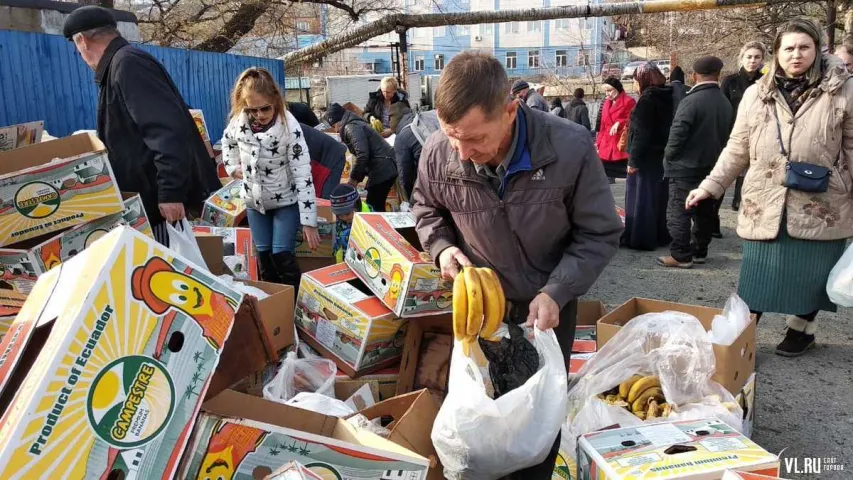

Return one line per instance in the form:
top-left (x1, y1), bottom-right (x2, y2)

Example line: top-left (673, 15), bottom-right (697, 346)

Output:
top-left (602, 159), bottom-right (628, 179)
top-left (621, 168), bottom-right (670, 250)
top-left (738, 225), bottom-right (846, 315)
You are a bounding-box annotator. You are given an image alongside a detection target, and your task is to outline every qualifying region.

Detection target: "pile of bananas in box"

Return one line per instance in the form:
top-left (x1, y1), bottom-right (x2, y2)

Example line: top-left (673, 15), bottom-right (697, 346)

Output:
top-left (598, 375), bottom-right (674, 420)
top-left (453, 267), bottom-right (506, 356)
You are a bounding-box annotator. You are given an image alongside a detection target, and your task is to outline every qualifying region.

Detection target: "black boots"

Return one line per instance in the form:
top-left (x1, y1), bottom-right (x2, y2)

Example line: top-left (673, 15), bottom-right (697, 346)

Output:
top-left (257, 251), bottom-right (281, 284)
top-left (271, 251), bottom-right (302, 288)
top-left (775, 315), bottom-right (817, 357)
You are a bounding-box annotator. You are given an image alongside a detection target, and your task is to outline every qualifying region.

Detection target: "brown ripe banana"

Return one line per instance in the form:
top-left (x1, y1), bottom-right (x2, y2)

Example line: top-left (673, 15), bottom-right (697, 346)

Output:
top-left (463, 267), bottom-right (484, 338)
top-left (647, 399), bottom-right (660, 420)
top-left (618, 375), bottom-right (644, 400)
top-left (661, 403), bottom-right (673, 418)
top-left (627, 376), bottom-right (661, 403)
top-left (635, 411), bottom-right (647, 420)
top-left (631, 387), bottom-right (664, 413)
top-left (477, 268), bottom-right (505, 341)
top-left (452, 271), bottom-right (468, 341)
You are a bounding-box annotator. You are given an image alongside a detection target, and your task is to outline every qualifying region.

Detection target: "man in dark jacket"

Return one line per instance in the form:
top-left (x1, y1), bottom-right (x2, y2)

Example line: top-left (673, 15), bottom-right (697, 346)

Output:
top-left (511, 80), bottom-right (550, 112)
top-left (302, 123), bottom-right (346, 199)
top-left (412, 52), bottom-right (621, 479)
top-left (288, 102), bottom-right (320, 127)
top-left (63, 6), bottom-right (220, 246)
top-left (659, 56), bottom-right (732, 269)
top-left (566, 88), bottom-right (591, 130)
top-left (324, 104), bottom-right (398, 212)
top-left (394, 108), bottom-right (440, 201)
top-left (669, 66), bottom-right (689, 112)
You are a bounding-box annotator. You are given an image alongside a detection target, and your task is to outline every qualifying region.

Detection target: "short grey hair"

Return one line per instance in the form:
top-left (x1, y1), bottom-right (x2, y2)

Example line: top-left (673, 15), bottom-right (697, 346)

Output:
top-left (74, 26), bottom-right (120, 42)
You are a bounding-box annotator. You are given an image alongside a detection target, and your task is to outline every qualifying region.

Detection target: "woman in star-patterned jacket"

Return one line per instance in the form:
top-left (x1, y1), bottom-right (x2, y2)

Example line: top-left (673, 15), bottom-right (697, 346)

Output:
top-left (221, 67), bottom-right (321, 287)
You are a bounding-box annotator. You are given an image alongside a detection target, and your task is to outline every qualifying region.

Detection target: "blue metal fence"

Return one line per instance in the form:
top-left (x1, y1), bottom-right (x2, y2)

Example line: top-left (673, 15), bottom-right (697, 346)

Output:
top-left (0, 29), bottom-right (286, 142)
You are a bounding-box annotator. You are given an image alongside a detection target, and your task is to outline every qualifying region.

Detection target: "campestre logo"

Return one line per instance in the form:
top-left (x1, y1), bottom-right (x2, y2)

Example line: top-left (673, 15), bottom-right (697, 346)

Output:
top-left (87, 355), bottom-right (176, 448)
top-left (15, 182), bottom-right (60, 219)
top-left (364, 247), bottom-right (381, 278)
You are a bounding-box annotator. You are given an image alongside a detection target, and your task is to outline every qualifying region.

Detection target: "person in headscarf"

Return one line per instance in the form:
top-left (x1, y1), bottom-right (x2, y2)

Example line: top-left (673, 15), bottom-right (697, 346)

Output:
top-left (595, 77), bottom-right (636, 183)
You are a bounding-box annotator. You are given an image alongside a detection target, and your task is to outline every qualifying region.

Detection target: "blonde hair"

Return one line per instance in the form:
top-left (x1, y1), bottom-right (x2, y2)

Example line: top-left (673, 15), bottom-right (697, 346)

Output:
top-left (380, 76), bottom-right (398, 91)
top-left (739, 41), bottom-right (767, 61)
top-left (229, 67), bottom-right (287, 123)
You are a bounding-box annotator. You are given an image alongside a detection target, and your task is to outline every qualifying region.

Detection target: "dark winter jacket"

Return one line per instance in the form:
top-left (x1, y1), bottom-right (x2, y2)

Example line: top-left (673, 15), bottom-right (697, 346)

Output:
top-left (628, 86), bottom-right (674, 171)
top-left (394, 112), bottom-right (422, 200)
top-left (339, 111), bottom-right (397, 187)
top-left (363, 88), bottom-right (410, 126)
top-left (95, 37), bottom-right (220, 226)
top-left (412, 103), bottom-right (622, 308)
top-left (523, 89), bottom-right (550, 112)
top-left (670, 80), bottom-right (688, 112)
top-left (567, 98), bottom-right (591, 130)
top-left (721, 67), bottom-right (764, 130)
top-left (302, 123), bottom-right (346, 199)
top-left (288, 102), bottom-right (320, 127)
top-left (664, 83), bottom-right (733, 179)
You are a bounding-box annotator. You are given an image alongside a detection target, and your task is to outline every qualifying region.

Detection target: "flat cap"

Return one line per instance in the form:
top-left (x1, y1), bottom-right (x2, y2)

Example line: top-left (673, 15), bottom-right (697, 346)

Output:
top-left (511, 80), bottom-right (530, 94)
top-left (693, 55), bottom-right (724, 75)
top-left (63, 6), bottom-right (117, 40)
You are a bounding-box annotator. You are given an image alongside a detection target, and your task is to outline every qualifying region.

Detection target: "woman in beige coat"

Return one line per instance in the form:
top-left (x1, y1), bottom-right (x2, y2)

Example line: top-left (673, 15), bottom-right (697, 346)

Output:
top-left (687, 18), bottom-right (853, 356)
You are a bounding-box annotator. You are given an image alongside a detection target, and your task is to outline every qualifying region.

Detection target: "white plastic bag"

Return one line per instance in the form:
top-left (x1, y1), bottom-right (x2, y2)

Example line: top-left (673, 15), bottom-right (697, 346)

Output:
top-left (827, 241), bottom-right (853, 307)
top-left (263, 352), bottom-right (337, 403)
top-left (166, 219), bottom-right (208, 269)
top-left (285, 392), bottom-right (354, 417)
top-left (707, 294), bottom-right (751, 345)
top-left (431, 328), bottom-right (568, 480)
top-left (347, 414), bottom-right (392, 438)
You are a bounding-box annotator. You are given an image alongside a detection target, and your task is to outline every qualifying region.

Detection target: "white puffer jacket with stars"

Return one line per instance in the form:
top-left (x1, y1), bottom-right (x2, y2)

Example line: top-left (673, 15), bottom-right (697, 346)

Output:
top-left (222, 110), bottom-right (317, 227)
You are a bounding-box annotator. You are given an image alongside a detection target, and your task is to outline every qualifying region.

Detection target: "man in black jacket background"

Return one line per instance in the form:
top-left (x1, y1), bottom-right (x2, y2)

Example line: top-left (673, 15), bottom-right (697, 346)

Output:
top-left (64, 6), bottom-right (220, 246)
top-left (566, 88), bottom-right (591, 130)
top-left (658, 56), bottom-right (732, 269)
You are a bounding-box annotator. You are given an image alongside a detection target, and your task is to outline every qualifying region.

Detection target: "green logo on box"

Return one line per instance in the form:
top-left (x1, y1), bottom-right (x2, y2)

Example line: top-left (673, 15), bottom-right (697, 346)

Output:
top-left (15, 182), bottom-right (60, 219)
top-left (364, 247), bottom-right (381, 279)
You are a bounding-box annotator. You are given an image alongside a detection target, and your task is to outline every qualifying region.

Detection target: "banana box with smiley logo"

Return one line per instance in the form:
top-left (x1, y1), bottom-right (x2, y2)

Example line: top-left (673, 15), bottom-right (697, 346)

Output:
top-left (121, 193), bottom-right (154, 239)
top-left (576, 418), bottom-right (779, 480)
top-left (181, 390), bottom-right (429, 480)
top-left (0, 226), bottom-right (244, 480)
top-left (0, 133), bottom-right (125, 247)
top-left (344, 212), bottom-right (451, 318)
top-left (0, 210), bottom-right (127, 293)
top-left (294, 263), bottom-right (408, 377)
top-left (201, 179), bottom-right (247, 227)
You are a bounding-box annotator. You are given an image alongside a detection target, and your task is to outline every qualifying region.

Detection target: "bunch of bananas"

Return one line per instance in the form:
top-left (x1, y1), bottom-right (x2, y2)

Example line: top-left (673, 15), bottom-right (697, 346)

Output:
top-left (597, 375), bottom-right (673, 421)
top-left (452, 267), bottom-right (506, 356)
top-left (370, 117), bottom-right (384, 133)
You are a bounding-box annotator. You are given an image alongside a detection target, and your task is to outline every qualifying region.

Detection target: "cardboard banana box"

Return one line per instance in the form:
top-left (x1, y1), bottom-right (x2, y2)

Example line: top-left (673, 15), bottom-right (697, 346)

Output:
top-left (121, 193), bottom-right (154, 239)
top-left (295, 198), bottom-right (335, 258)
top-left (345, 212), bottom-right (451, 318)
top-left (294, 263), bottom-right (408, 377)
top-left (0, 133), bottom-right (125, 247)
top-left (577, 418), bottom-right (779, 479)
top-left (192, 226), bottom-right (259, 281)
top-left (0, 226), bottom-right (243, 479)
top-left (201, 179), bottom-right (247, 227)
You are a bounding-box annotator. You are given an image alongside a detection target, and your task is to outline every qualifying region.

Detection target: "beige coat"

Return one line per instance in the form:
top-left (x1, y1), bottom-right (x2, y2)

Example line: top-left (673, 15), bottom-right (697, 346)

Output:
top-left (700, 56), bottom-right (853, 241)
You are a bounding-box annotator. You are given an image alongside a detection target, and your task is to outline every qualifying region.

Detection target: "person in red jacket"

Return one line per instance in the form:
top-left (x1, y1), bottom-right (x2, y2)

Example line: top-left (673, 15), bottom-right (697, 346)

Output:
top-left (595, 77), bottom-right (636, 183)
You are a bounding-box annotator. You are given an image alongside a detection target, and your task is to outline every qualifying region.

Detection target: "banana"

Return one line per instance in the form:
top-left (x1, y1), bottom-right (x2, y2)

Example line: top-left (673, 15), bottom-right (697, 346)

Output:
top-left (452, 271), bottom-right (468, 341)
top-left (647, 399), bottom-right (660, 420)
top-left (635, 411), bottom-right (647, 420)
top-left (631, 387), bottom-right (664, 413)
top-left (661, 403), bottom-right (672, 418)
top-left (477, 268), bottom-right (505, 341)
top-left (627, 376), bottom-right (661, 403)
top-left (463, 267), bottom-right (484, 338)
top-left (618, 375), bottom-right (644, 400)
top-left (461, 338), bottom-right (472, 356)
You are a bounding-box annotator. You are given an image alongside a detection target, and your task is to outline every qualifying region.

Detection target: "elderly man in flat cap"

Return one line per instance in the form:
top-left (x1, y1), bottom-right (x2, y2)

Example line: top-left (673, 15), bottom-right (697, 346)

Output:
top-left (658, 55), bottom-right (733, 269)
top-left (511, 80), bottom-right (550, 112)
top-left (63, 6), bottom-right (220, 246)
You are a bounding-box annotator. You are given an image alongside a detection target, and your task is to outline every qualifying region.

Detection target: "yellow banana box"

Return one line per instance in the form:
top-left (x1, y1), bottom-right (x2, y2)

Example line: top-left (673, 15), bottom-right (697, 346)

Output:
top-left (0, 133), bottom-right (125, 247)
top-left (200, 179), bottom-right (247, 227)
top-left (180, 390), bottom-right (429, 479)
top-left (294, 198), bottom-right (335, 259)
top-left (294, 263), bottom-right (408, 377)
top-left (577, 418), bottom-right (779, 480)
top-left (735, 372), bottom-right (756, 438)
top-left (266, 461), bottom-right (325, 480)
top-left (554, 447), bottom-right (579, 479)
top-left (121, 193), bottom-right (154, 240)
top-left (345, 212), bottom-right (451, 318)
top-left (0, 226), bottom-right (244, 480)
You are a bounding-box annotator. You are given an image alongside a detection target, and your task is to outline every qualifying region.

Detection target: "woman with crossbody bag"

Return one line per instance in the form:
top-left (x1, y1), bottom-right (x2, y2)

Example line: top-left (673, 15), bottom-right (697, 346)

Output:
top-left (686, 19), bottom-right (853, 357)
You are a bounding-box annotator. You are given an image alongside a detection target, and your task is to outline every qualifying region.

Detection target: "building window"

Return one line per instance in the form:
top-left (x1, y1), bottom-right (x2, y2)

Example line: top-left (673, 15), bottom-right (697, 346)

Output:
top-left (414, 56), bottom-right (425, 71)
top-left (506, 51), bottom-right (517, 69)
top-left (479, 24), bottom-right (493, 36)
top-left (504, 22), bottom-right (520, 34)
top-left (527, 21), bottom-right (542, 33)
top-left (434, 26), bottom-right (446, 37)
top-left (413, 28), bottom-right (428, 38)
top-left (556, 50), bottom-right (567, 67)
top-left (528, 50), bottom-right (540, 68)
top-left (435, 54), bottom-right (445, 70)
top-left (582, 17), bottom-right (593, 29)
top-left (457, 25), bottom-right (470, 36)
top-left (555, 18), bottom-right (570, 30)
top-left (576, 50), bottom-right (590, 66)
top-left (296, 20), bottom-right (310, 32)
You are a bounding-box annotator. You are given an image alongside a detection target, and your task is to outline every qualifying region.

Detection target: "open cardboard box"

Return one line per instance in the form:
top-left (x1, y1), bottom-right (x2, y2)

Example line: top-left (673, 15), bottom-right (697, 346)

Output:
top-left (597, 298), bottom-right (756, 396)
top-left (181, 389), bottom-right (430, 479)
top-left (0, 133), bottom-right (125, 247)
top-left (352, 389), bottom-right (443, 480)
top-left (0, 226), bottom-right (243, 478)
top-left (336, 366), bottom-right (399, 402)
top-left (396, 313), bottom-right (453, 399)
top-left (200, 178), bottom-right (247, 227)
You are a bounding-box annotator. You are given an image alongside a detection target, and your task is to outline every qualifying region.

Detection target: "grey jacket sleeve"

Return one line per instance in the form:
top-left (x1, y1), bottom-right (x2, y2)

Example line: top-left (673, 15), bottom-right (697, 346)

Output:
top-left (580, 105), bottom-right (591, 130)
top-left (540, 137), bottom-right (622, 308)
top-left (665, 98), bottom-right (693, 162)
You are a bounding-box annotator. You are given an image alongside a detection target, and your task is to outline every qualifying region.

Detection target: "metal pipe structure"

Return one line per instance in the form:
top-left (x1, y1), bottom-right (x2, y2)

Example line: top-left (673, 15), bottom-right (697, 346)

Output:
top-left (282, 0), bottom-right (810, 65)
